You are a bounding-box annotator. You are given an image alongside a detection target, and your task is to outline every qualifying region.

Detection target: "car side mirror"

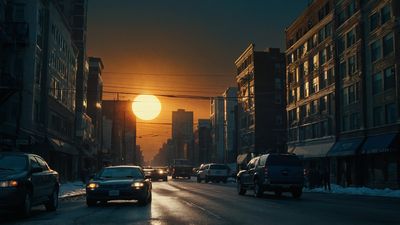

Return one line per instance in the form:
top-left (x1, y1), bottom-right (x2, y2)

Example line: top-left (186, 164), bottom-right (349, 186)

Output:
top-left (31, 167), bottom-right (43, 173)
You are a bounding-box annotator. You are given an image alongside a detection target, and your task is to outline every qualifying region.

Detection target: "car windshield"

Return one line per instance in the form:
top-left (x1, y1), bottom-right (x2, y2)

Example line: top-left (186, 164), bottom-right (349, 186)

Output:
top-left (210, 164), bottom-right (228, 170)
top-left (0, 155), bottom-right (27, 171)
top-left (98, 167), bottom-right (144, 179)
top-left (267, 155), bottom-right (302, 166)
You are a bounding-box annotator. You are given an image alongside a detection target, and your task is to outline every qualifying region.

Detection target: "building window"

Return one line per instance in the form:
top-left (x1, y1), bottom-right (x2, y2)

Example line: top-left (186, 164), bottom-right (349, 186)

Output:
top-left (348, 55), bottom-right (356, 75)
top-left (338, 36), bottom-right (345, 55)
top-left (303, 61), bottom-right (309, 76)
top-left (327, 67), bottom-right (334, 85)
top-left (384, 66), bottom-right (395, 90)
top-left (350, 112), bottom-right (360, 130)
top-left (347, 0), bottom-right (356, 17)
top-left (348, 84), bottom-right (356, 104)
top-left (313, 53), bottom-right (319, 70)
top-left (312, 77), bottom-right (319, 93)
top-left (319, 27), bottom-right (326, 43)
top-left (386, 103), bottom-right (397, 124)
top-left (304, 82), bottom-right (309, 98)
top-left (310, 100), bottom-right (318, 115)
top-left (338, 10), bottom-right (346, 26)
top-left (343, 88), bottom-right (349, 105)
top-left (370, 40), bottom-right (382, 62)
top-left (381, 5), bottom-right (392, 24)
top-left (372, 72), bottom-right (383, 94)
top-left (320, 96), bottom-right (328, 113)
top-left (319, 49), bottom-right (327, 65)
top-left (370, 12), bottom-right (380, 31)
top-left (340, 61), bottom-right (347, 78)
top-left (373, 106), bottom-right (384, 126)
top-left (325, 22), bottom-right (332, 38)
top-left (383, 33), bottom-right (394, 56)
top-left (346, 28), bottom-right (356, 48)
top-left (342, 114), bottom-right (349, 131)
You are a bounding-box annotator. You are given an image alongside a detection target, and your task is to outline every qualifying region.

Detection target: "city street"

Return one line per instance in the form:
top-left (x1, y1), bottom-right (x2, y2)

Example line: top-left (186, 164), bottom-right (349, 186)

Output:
top-left (2, 178), bottom-right (400, 225)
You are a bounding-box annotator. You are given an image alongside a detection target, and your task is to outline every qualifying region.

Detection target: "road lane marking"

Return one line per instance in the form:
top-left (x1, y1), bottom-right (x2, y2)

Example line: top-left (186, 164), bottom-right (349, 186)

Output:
top-left (181, 199), bottom-right (223, 220)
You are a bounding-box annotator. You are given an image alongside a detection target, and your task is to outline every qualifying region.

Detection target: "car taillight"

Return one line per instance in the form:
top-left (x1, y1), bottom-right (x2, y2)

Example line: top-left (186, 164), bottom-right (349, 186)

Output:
top-left (264, 166), bottom-right (269, 177)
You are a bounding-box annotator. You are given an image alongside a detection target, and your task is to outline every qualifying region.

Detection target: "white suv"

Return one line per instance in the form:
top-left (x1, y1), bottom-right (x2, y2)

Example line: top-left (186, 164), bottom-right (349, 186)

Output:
top-left (197, 163), bottom-right (230, 183)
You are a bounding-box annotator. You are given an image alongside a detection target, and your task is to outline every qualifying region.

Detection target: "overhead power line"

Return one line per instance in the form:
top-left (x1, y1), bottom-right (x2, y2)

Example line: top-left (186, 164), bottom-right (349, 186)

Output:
top-left (102, 71), bottom-right (233, 77)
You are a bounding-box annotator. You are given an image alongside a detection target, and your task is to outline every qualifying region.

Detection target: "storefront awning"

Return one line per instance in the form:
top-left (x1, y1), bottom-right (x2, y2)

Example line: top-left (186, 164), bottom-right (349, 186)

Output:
top-left (49, 138), bottom-right (79, 156)
top-left (327, 138), bottom-right (364, 157)
top-left (237, 153), bottom-right (249, 165)
top-left (293, 141), bottom-right (334, 158)
top-left (362, 133), bottom-right (399, 154)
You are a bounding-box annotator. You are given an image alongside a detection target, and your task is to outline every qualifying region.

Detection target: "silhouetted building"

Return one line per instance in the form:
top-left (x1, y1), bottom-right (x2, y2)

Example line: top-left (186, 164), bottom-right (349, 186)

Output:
top-left (194, 119), bottom-right (212, 165)
top-left (235, 44), bottom-right (286, 165)
top-left (172, 109), bottom-right (193, 161)
top-left (210, 97), bottom-right (224, 163)
top-left (87, 57), bottom-right (104, 166)
top-left (102, 100), bottom-right (137, 165)
top-left (223, 87), bottom-right (238, 163)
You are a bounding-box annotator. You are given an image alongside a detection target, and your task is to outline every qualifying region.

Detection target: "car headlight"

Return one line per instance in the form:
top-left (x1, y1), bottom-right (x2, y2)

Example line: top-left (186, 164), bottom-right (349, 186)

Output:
top-left (132, 182), bottom-right (144, 188)
top-left (0, 180), bottom-right (18, 188)
top-left (158, 170), bottom-right (164, 174)
top-left (87, 183), bottom-right (99, 190)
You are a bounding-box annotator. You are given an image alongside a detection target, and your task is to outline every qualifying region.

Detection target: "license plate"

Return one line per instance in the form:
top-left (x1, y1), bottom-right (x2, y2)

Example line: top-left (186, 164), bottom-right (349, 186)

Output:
top-left (109, 190), bottom-right (120, 196)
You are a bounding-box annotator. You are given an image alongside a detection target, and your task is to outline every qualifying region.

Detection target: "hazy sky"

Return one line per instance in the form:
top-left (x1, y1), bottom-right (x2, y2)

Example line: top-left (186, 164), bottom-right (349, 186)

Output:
top-left (87, 0), bottom-right (310, 162)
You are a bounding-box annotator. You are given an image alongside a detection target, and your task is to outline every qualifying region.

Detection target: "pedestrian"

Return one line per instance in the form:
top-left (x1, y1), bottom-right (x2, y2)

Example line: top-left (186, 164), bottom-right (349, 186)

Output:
top-left (323, 167), bottom-right (331, 191)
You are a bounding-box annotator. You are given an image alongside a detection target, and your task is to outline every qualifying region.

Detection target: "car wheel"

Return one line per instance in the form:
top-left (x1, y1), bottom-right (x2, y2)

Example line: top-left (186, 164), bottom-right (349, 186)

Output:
top-left (45, 187), bottom-right (59, 211)
top-left (237, 180), bottom-right (246, 195)
top-left (254, 180), bottom-right (263, 198)
top-left (86, 198), bottom-right (97, 207)
top-left (291, 188), bottom-right (302, 199)
top-left (20, 193), bottom-right (32, 217)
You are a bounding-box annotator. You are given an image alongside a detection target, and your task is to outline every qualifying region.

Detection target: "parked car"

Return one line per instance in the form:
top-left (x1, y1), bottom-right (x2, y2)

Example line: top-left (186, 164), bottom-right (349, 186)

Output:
top-left (197, 163), bottom-right (230, 183)
top-left (0, 152), bottom-right (60, 217)
top-left (86, 166), bottom-right (152, 206)
top-left (236, 153), bottom-right (304, 198)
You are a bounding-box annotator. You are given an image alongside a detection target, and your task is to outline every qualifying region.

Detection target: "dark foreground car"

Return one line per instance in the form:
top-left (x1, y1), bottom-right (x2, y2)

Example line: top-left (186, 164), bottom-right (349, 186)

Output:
top-left (237, 153), bottom-right (304, 198)
top-left (86, 166), bottom-right (152, 206)
top-left (0, 152), bottom-right (59, 217)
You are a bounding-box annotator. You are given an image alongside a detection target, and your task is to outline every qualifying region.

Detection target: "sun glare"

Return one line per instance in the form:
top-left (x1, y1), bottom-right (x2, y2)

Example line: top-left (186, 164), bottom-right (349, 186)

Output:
top-left (132, 95), bottom-right (162, 120)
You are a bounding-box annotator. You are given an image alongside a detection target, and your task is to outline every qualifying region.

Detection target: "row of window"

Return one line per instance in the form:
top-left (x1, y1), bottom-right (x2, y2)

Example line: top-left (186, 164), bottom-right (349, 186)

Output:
top-left (342, 112), bottom-right (360, 132)
top-left (370, 33), bottom-right (394, 63)
top-left (288, 95), bottom-right (331, 125)
top-left (287, 23), bottom-right (333, 64)
top-left (49, 78), bottom-right (75, 111)
top-left (339, 54), bottom-right (357, 79)
top-left (373, 103), bottom-right (397, 127)
top-left (337, 0), bottom-right (357, 26)
top-left (337, 27), bottom-right (357, 55)
top-left (372, 66), bottom-right (395, 95)
top-left (342, 83), bottom-right (359, 106)
top-left (288, 120), bottom-right (333, 142)
top-left (370, 4), bottom-right (392, 32)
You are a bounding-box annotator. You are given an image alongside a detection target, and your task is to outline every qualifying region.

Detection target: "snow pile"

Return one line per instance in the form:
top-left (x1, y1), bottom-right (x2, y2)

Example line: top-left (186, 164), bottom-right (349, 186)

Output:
top-left (305, 184), bottom-right (400, 198)
top-left (59, 181), bottom-right (86, 198)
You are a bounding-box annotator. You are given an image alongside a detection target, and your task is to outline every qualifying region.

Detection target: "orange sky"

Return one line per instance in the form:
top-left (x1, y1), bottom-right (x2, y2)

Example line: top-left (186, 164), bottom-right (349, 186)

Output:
top-left (86, 0), bottom-right (308, 161)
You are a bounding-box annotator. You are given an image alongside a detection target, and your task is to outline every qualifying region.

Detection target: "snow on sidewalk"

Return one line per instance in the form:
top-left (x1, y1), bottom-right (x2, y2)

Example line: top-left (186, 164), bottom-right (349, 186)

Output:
top-left (304, 184), bottom-right (400, 198)
top-left (59, 181), bottom-right (86, 198)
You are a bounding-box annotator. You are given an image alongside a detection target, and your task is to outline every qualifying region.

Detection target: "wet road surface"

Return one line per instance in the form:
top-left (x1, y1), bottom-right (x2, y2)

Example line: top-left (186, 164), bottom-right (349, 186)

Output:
top-left (2, 178), bottom-right (400, 225)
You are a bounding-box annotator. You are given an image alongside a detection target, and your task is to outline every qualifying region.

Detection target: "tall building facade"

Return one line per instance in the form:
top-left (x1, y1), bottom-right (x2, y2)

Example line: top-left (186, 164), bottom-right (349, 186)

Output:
top-left (223, 87), bottom-right (238, 163)
top-left (235, 44), bottom-right (287, 165)
top-left (87, 57), bottom-right (104, 165)
top-left (286, 0), bottom-right (400, 188)
top-left (102, 100), bottom-right (137, 165)
top-left (195, 119), bottom-right (212, 165)
top-left (0, 0), bottom-right (79, 181)
top-left (172, 109), bottom-right (193, 161)
top-left (210, 97), bottom-right (224, 163)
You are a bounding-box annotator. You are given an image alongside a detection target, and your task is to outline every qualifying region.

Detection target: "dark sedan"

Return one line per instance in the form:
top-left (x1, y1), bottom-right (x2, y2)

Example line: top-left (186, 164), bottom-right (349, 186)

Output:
top-left (86, 166), bottom-right (152, 206)
top-left (0, 152), bottom-right (59, 217)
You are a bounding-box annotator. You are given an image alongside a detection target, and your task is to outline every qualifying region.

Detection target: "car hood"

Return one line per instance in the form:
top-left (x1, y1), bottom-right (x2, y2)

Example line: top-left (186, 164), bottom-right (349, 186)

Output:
top-left (0, 170), bottom-right (27, 180)
top-left (93, 178), bottom-right (145, 185)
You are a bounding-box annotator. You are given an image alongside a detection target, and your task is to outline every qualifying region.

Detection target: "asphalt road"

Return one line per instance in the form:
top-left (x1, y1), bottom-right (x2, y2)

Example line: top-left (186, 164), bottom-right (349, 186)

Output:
top-left (2, 178), bottom-right (400, 225)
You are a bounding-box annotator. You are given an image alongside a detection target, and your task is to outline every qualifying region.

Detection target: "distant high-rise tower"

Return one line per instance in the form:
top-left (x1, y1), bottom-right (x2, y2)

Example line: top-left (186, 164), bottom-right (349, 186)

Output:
top-left (172, 109), bottom-right (194, 161)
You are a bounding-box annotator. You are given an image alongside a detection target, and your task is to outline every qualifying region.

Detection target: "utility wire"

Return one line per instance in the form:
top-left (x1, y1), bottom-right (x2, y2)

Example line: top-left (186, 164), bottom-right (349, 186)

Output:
top-left (102, 71), bottom-right (232, 77)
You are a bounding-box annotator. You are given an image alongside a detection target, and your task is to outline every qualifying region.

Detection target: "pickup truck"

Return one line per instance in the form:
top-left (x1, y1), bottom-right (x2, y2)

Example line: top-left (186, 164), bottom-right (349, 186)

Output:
top-left (170, 159), bottom-right (193, 179)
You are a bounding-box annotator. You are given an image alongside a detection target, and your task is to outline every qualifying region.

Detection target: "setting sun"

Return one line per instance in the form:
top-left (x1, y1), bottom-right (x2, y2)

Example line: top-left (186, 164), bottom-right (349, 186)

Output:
top-left (132, 95), bottom-right (162, 120)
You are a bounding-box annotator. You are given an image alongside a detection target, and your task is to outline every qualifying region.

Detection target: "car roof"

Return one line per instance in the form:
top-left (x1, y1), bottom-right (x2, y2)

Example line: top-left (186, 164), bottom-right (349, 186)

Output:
top-left (104, 165), bottom-right (142, 169)
top-left (0, 151), bottom-right (36, 158)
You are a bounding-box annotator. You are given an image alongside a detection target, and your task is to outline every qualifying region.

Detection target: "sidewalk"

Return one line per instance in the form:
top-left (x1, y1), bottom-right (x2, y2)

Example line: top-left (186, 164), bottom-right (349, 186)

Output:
top-left (59, 181), bottom-right (86, 199)
top-left (304, 184), bottom-right (400, 198)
